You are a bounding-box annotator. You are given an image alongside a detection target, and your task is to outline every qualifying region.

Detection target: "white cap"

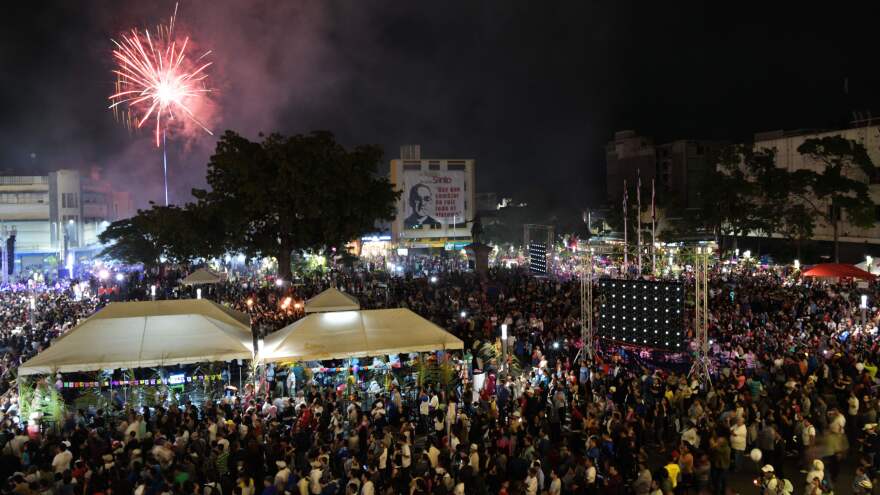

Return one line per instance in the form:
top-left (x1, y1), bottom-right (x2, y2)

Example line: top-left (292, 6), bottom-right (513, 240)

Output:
top-left (761, 464), bottom-right (774, 473)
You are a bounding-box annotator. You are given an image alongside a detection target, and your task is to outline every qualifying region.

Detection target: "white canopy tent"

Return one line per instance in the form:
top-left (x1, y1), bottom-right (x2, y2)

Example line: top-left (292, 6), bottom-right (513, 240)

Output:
top-left (181, 268), bottom-right (225, 286)
top-left (262, 308), bottom-right (463, 362)
top-left (855, 259), bottom-right (880, 275)
top-left (18, 300), bottom-right (254, 376)
top-left (304, 288), bottom-right (361, 313)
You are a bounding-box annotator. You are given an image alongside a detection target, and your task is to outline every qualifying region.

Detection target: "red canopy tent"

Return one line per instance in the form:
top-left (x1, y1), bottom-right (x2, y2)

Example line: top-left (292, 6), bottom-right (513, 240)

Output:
top-left (802, 263), bottom-right (876, 280)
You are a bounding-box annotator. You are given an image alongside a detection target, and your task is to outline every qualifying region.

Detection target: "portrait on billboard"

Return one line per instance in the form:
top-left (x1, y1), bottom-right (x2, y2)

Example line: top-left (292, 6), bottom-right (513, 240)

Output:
top-left (404, 183), bottom-right (442, 228)
top-left (401, 170), bottom-right (465, 231)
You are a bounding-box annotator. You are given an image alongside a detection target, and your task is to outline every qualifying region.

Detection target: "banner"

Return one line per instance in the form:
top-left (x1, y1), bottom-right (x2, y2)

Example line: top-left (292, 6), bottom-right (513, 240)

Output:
top-left (402, 170), bottom-right (465, 229)
top-left (61, 374), bottom-right (223, 389)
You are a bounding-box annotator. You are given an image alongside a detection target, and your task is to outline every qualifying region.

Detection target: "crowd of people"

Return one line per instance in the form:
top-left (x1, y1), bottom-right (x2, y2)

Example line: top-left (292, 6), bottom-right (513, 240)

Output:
top-left (0, 262), bottom-right (879, 495)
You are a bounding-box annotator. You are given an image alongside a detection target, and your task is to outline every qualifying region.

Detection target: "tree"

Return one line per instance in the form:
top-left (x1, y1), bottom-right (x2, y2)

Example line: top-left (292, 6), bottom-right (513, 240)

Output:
top-left (796, 136), bottom-right (877, 262)
top-left (98, 203), bottom-right (227, 267)
top-left (744, 147), bottom-right (818, 259)
top-left (194, 131), bottom-right (399, 278)
top-left (98, 208), bottom-right (164, 267)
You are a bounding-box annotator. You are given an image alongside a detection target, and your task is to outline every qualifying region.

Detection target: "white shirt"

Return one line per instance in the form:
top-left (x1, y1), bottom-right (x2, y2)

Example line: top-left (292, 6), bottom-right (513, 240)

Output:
top-left (428, 446), bottom-right (440, 468)
top-left (125, 420), bottom-right (140, 440)
top-left (848, 396), bottom-right (859, 416)
top-left (586, 466), bottom-right (596, 484)
top-left (802, 425), bottom-right (816, 446)
top-left (730, 424), bottom-right (747, 451)
top-left (274, 468), bottom-right (290, 487)
top-left (525, 475), bottom-right (538, 495)
top-left (52, 450), bottom-right (73, 473)
top-left (549, 478), bottom-right (562, 495)
top-left (830, 414), bottom-right (846, 434)
top-left (309, 468), bottom-right (322, 494)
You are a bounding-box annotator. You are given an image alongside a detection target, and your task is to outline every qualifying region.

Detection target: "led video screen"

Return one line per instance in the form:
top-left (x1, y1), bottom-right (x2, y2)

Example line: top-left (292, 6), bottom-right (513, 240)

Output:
top-left (597, 279), bottom-right (686, 351)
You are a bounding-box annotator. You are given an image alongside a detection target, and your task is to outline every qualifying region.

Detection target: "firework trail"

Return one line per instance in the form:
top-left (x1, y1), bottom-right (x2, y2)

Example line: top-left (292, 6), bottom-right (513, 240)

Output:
top-left (109, 4), bottom-right (213, 147)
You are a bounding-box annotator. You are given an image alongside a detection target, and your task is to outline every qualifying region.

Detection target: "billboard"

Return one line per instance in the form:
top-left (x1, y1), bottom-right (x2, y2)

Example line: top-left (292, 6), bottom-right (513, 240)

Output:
top-left (402, 170), bottom-right (465, 230)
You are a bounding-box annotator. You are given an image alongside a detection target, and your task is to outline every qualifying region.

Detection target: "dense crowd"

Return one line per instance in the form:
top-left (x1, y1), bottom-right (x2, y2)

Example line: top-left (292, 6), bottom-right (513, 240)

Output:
top-left (0, 265), bottom-right (879, 495)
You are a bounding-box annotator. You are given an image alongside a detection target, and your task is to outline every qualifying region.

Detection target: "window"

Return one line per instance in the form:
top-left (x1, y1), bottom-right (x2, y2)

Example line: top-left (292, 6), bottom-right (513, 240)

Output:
top-left (0, 176), bottom-right (47, 185)
top-left (0, 192), bottom-right (48, 204)
top-left (403, 163), bottom-right (421, 171)
top-left (62, 192), bottom-right (78, 208)
top-left (428, 161), bottom-right (440, 171)
top-left (82, 192), bottom-right (108, 204)
top-left (448, 162), bottom-right (466, 171)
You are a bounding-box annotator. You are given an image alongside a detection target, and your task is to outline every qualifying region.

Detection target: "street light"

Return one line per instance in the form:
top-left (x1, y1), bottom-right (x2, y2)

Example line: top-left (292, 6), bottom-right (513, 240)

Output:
top-left (115, 273), bottom-right (124, 282)
top-left (275, 278), bottom-right (284, 287)
top-left (430, 276), bottom-right (438, 284)
top-left (460, 311), bottom-right (467, 318)
top-left (794, 259), bottom-right (800, 270)
top-left (501, 324), bottom-right (508, 372)
top-left (98, 269), bottom-right (109, 280)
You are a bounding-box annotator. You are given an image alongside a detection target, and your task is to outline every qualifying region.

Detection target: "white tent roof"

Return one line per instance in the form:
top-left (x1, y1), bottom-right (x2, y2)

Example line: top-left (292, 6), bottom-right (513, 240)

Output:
top-left (19, 300), bottom-right (253, 376)
top-left (262, 308), bottom-right (463, 362)
top-left (181, 268), bottom-right (224, 286)
top-left (304, 288), bottom-right (361, 313)
top-left (855, 260), bottom-right (879, 275)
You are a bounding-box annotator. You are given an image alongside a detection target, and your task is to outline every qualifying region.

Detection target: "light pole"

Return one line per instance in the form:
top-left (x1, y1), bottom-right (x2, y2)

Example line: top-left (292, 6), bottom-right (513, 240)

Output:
top-left (861, 294), bottom-right (868, 327)
top-left (501, 324), bottom-right (508, 372)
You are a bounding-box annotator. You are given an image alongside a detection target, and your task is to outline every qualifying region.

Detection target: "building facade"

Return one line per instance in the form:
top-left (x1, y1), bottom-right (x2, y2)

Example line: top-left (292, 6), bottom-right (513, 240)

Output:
top-left (0, 169), bottom-right (133, 271)
top-left (390, 145), bottom-right (476, 250)
top-left (606, 130), bottom-right (725, 209)
top-left (605, 131), bottom-right (656, 201)
top-left (752, 124), bottom-right (880, 245)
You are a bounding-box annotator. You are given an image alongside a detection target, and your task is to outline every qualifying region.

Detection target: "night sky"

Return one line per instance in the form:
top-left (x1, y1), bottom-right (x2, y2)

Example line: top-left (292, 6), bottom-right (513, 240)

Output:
top-left (1, 1), bottom-right (878, 212)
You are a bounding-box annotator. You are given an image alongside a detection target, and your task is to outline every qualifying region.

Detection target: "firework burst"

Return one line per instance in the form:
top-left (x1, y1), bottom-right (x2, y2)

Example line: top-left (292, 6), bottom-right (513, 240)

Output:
top-left (109, 4), bottom-right (213, 146)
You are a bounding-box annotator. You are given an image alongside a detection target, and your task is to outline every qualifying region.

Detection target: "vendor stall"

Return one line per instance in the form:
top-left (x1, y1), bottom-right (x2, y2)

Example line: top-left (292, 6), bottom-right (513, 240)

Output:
top-left (18, 299), bottom-right (254, 375)
top-left (303, 287), bottom-right (361, 313)
top-left (261, 308), bottom-right (462, 362)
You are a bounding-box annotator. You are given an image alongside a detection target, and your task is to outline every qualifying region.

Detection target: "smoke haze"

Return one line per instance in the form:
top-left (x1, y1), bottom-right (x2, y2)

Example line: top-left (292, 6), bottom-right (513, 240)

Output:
top-left (4, 2), bottom-right (876, 214)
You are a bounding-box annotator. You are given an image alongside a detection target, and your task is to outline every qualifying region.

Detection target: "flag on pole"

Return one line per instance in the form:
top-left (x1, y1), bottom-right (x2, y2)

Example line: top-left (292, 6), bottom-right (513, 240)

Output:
top-left (637, 170), bottom-right (642, 272)
top-left (623, 180), bottom-right (628, 267)
top-left (651, 179), bottom-right (657, 273)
